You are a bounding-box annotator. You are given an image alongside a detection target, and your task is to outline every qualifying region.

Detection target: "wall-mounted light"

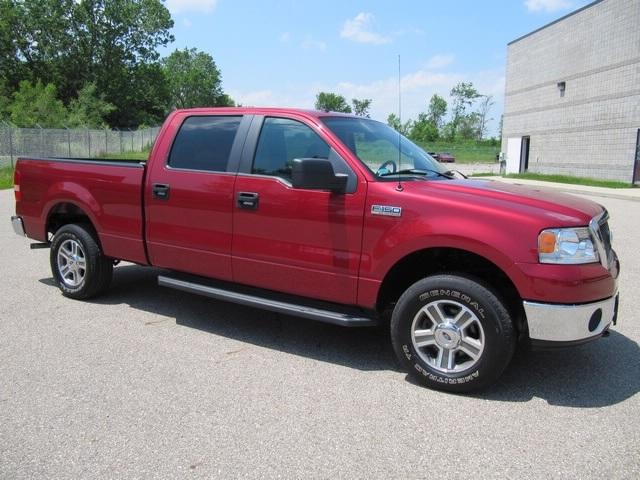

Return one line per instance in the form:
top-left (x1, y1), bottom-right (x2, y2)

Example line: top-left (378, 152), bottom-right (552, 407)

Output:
top-left (557, 81), bottom-right (566, 97)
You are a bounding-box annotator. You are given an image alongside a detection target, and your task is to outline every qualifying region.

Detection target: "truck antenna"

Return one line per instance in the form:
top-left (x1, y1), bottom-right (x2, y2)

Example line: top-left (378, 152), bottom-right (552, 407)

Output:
top-left (396, 54), bottom-right (403, 192)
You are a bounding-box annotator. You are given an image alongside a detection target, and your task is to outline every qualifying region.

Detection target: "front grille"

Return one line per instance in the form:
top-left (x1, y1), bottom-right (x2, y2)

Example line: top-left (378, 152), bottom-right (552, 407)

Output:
top-left (599, 220), bottom-right (612, 257)
top-left (597, 211), bottom-right (613, 266)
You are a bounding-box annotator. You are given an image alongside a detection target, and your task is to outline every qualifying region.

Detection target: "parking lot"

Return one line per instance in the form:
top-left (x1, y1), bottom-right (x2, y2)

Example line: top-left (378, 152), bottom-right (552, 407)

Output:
top-left (1, 187), bottom-right (638, 479)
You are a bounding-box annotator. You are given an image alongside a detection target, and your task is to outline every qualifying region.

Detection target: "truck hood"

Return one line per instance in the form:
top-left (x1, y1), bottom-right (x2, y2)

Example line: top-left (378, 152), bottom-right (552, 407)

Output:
top-left (419, 178), bottom-right (603, 225)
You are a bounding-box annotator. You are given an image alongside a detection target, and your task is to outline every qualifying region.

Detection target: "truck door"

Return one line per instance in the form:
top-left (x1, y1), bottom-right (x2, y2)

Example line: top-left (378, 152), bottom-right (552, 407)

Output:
top-left (145, 114), bottom-right (251, 281)
top-left (232, 115), bottom-right (366, 305)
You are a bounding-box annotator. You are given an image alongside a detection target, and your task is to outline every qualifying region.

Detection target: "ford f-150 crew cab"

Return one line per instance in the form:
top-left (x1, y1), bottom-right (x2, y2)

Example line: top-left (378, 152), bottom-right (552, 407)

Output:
top-left (11, 107), bottom-right (620, 392)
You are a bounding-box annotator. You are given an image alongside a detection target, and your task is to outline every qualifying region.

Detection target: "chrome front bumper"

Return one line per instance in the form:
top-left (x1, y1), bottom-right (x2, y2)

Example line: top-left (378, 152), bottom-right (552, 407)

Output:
top-left (524, 293), bottom-right (618, 345)
top-left (11, 216), bottom-right (25, 236)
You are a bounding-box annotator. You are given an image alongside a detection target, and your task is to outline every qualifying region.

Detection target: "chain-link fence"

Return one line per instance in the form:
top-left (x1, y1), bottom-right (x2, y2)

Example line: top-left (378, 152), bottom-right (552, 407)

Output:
top-left (0, 124), bottom-right (161, 167)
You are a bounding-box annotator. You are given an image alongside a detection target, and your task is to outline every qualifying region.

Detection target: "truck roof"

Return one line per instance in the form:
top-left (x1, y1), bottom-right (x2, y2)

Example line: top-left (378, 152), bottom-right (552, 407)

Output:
top-left (172, 107), bottom-right (357, 120)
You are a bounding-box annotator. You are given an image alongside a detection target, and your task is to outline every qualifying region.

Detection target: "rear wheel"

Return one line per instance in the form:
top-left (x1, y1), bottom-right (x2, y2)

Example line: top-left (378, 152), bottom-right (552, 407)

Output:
top-left (50, 224), bottom-right (113, 299)
top-left (391, 274), bottom-right (515, 392)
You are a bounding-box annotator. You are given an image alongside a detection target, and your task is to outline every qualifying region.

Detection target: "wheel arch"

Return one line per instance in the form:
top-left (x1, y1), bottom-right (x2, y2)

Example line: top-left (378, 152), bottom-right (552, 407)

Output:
top-left (376, 247), bottom-right (526, 335)
top-left (46, 202), bottom-right (101, 247)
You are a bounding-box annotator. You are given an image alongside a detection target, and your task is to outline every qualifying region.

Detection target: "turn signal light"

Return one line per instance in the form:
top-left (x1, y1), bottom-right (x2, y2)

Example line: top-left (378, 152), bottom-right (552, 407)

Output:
top-left (538, 231), bottom-right (556, 254)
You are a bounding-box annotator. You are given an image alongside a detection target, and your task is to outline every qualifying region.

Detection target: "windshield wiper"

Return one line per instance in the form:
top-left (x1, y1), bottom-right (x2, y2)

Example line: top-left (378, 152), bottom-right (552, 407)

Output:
top-left (444, 169), bottom-right (468, 179)
top-left (379, 168), bottom-right (455, 179)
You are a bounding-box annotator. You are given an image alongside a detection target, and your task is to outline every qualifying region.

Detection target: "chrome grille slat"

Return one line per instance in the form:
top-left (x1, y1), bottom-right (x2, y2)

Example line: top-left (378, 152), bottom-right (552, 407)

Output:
top-left (590, 209), bottom-right (612, 268)
top-left (599, 221), bottom-right (612, 260)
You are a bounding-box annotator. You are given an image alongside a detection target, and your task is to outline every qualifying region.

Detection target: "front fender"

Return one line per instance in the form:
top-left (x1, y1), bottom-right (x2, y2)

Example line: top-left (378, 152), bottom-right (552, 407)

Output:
top-left (364, 210), bottom-right (527, 282)
top-left (370, 232), bottom-right (519, 284)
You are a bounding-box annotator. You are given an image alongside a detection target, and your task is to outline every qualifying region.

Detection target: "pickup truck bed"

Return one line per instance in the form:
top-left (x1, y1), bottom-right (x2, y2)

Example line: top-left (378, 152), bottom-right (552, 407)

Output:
top-left (16, 157), bottom-right (148, 265)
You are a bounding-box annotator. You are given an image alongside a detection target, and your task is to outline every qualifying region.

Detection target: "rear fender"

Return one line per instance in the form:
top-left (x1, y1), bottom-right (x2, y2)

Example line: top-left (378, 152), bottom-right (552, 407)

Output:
top-left (41, 182), bottom-right (102, 239)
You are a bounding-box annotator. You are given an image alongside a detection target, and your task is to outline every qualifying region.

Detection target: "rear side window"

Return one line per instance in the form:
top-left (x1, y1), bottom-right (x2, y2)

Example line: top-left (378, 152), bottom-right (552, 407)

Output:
top-left (253, 117), bottom-right (330, 180)
top-left (168, 116), bottom-right (241, 172)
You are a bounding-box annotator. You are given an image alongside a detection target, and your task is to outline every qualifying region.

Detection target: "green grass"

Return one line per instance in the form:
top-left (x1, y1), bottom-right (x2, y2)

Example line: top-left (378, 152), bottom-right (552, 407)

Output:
top-left (0, 166), bottom-right (14, 189)
top-left (504, 172), bottom-right (633, 189)
top-left (415, 140), bottom-right (500, 163)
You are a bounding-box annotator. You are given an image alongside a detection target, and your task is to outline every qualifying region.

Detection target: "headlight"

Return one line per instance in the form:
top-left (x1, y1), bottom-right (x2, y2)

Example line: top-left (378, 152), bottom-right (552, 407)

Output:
top-left (538, 227), bottom-right (599, 264)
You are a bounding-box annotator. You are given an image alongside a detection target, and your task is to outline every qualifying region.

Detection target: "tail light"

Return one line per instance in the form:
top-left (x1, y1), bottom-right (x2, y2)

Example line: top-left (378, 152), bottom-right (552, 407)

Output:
top-left (13, 168), bottom-right (21, 202)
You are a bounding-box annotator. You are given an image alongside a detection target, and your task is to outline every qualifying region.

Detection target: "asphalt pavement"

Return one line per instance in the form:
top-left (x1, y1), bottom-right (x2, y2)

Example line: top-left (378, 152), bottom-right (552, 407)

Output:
top-left (1, 188), bottom-right (638, 479)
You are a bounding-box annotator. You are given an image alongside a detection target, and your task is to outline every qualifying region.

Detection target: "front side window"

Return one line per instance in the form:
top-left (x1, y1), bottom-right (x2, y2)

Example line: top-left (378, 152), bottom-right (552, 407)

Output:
top-left (253, 117), bottom-right (330, 180)
top-left (168, 116), bottom-right (242, 172)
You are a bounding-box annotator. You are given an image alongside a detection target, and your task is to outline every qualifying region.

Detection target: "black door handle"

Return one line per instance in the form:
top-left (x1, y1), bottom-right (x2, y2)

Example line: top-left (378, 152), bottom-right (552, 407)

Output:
top-left (152, 183), bottom-right (170, 200)
top-left (237, 192), bottom-right (259, 210)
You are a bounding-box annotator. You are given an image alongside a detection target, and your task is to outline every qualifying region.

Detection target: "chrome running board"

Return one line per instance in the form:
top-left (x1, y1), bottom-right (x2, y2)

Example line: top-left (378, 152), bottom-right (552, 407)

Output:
top-left (158, 275), bottom-right (377, 327)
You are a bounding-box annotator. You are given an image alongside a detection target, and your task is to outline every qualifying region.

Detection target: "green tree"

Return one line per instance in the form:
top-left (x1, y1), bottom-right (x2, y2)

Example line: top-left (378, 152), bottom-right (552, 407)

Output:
top-left (118, 62), bottom-right (171, 127)
top-left (387, 113), bottom-right (412, 136)
top-left (352, 98), bottom-right (372, 117)
top-left (77, 0), bottom-right (174, 126)
top-left (315, 92), bottom-right (352, 113)
top-left (1, 0), bottom-right (174, 127)
top-left (0, 80), bottom-right (10, 121)
top-left (441, 122), bottom-right (455, 141)
top-left (475, 95), bottom-right (494, 140)
top-left (0, 0), bottom-right (24, 94)
top-left (427, 94), bottom-right (447, 129)
top-left (457, 112), bottom-right (481, 140)
top-left (449, 82), bottom-right (479, 138)
top-left (0, 96), bottom-right (10, 122)
top-left (163, 48), bottom-right (233, 109)
top-left (1, 0), bottom-right (75, 94)
top-left (217, 94), bottom-right (236, 107)
top-left (410, 113), bottom-right (439, 142)
top-left (67, 83), bottom-right (115, 128)
top-left (9, 80), bottom-right (68, 127)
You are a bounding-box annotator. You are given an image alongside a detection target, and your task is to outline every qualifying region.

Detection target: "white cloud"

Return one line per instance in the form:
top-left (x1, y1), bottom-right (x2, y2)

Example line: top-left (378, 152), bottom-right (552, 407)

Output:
top-left (394, 27), bottom-right (425, 37)
top-left (301, 36), bottom-right (327, 52)
top-left (524, 0), bottom-right (573, 12)
top-left (228, 90), bottom-right (277, 106)
top-left (166, 0), bottom-right (218, 14)
top-left (340, 12), bottom-right (391, 45)
top-left (230, 68), bottom-right (505, 137)
top-left (279, 32), bottom-right (291, 43)
top-left (338, 70), bottom-right (504, 137)
top-left (330, 70), bottom-right (464, 122)
top-left (425, 54), bottom-right (455, 69)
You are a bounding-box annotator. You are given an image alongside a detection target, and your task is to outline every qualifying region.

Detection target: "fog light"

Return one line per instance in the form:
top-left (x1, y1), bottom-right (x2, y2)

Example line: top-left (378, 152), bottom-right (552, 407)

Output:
top-left (588, 309), bottom-right (602, 332)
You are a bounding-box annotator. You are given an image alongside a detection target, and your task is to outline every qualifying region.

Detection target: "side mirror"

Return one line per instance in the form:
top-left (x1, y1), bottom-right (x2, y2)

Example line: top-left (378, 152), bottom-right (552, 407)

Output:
top-left (291, 158), bottom-right (348, 193)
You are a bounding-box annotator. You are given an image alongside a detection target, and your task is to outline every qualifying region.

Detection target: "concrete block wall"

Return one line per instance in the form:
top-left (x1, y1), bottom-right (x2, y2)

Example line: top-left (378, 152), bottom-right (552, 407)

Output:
top-left (501, 0), bottom-right (640, 183)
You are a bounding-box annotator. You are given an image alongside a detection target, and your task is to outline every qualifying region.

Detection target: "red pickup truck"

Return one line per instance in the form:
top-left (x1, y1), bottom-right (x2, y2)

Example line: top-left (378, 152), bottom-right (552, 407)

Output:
top-left (11, 107), bottom-right (619, 392)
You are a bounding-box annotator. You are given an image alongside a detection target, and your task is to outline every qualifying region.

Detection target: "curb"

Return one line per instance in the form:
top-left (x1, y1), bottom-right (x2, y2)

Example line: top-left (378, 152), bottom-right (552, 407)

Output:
top-left (478, 177), bottom-right (640, 202)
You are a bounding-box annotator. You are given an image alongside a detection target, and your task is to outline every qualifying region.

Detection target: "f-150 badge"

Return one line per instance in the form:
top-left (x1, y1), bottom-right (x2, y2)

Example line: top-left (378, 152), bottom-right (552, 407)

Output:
top-left (371, 205), bottom-right (402, 217)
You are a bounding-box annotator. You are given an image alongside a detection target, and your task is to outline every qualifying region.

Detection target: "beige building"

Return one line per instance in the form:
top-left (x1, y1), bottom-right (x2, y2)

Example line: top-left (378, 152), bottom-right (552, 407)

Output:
top-left (501, 0), bottom-right (640, 184)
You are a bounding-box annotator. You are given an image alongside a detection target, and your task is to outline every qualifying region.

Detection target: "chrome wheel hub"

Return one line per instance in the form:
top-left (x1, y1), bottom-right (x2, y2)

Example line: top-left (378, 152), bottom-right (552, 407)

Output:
top-left (411, 299), bottom-right (485, 374)
top-left (57, 239), bottom-right (86, 288)
top-left (434, 323), bottom-right (462, 349)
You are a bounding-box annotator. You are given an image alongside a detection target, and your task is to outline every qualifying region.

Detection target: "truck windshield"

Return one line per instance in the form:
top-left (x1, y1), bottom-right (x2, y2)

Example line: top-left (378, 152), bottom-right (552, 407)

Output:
top-left (321, 116), bottom-right (449, 179)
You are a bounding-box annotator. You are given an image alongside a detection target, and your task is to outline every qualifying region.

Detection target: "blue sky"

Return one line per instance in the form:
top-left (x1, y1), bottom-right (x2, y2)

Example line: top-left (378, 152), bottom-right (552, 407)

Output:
top-left (162, 0), bottom-right (592, 136)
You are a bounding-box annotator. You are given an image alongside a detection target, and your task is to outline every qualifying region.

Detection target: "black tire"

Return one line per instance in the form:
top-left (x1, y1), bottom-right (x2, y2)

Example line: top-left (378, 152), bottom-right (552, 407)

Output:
top-left (390, 274), bottom-right (515, 393)
top-left (50, 224), bottom-right (113, 300)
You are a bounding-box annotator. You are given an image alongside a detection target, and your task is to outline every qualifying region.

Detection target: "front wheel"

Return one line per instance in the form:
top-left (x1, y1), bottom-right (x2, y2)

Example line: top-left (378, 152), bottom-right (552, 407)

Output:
top-left (50, 224), bottom-right (113, 300)
top-left (391, 274), bottom-right (515, 392)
